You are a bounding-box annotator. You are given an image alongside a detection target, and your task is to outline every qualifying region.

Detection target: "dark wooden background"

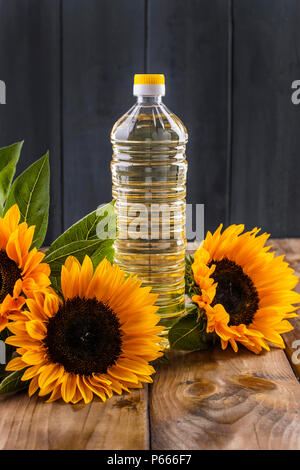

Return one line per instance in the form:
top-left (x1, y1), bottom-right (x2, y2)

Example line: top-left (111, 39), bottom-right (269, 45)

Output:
top-left (0, 0), bottom-right (300, 244)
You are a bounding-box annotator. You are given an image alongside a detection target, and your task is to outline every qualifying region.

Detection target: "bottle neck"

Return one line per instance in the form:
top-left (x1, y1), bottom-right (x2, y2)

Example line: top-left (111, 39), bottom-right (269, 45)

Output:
top-left (137, 95), bottom-right (162, 105)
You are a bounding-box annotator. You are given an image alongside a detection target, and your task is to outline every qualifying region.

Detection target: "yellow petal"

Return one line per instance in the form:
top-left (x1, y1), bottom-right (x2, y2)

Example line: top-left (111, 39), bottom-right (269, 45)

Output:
top-left (6, 356), bottom-right (26, 371)
top-left (25, 320), bottom-right (46, 340)
top-left (28, 376), bottom-right (39, 397)
top-left (61, 373), bottom-right (77, 403)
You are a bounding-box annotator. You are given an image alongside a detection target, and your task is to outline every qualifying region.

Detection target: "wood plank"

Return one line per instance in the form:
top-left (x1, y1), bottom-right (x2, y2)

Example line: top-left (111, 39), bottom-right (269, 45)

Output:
top-left (0, 388), bottom-right (149, 450)
top-left (268, 239), bottom-right (300, 380)
top-left (0, 0), bottom-right (62, 244)
top-left (230, 0), bottom-right (300, 237)
top-left (150, 347), bottom-right (300, 450)
top-left (62, 0), bottom-right (145, 230)
top-left (148, 0), bottom-right (230, 232)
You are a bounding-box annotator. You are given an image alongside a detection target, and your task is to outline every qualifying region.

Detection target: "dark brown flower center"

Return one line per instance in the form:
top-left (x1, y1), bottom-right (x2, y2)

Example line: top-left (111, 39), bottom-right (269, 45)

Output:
top-left (209, 258), bottom-right (259, 326)
top-left (0, 250), bottom-right (22, 303)
top-left (44, 296), bottom-right (123, 376)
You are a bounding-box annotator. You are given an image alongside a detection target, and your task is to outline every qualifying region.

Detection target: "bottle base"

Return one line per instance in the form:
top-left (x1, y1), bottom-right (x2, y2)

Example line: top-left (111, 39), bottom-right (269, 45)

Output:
top-left (156, 300), bottom-right (186, 350)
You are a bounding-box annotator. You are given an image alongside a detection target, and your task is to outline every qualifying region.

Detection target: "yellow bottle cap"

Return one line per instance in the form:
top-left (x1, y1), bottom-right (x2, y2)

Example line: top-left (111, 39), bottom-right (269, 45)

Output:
top-left (133, 74), bottom-right (165, 96)
top-left (134, 74), bottom-right (165, 85)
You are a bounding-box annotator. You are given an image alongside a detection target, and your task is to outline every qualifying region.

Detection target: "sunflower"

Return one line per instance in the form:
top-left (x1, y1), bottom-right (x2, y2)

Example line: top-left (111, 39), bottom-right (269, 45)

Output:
top-left (0, 204), bottom-right (51, 332)
top-left (6, 255), bottom-right (163, 403)
top-left (191, 224), bottom-right (300, 354)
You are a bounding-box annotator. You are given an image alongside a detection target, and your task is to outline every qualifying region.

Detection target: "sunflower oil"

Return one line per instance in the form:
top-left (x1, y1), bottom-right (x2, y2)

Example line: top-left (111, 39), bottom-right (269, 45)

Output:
top-left (111, 74), bottom-right (188, 345)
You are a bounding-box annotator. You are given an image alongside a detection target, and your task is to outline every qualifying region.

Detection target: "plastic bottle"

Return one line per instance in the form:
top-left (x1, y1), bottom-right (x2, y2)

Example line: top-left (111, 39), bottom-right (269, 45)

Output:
top-left (111, 74), bottom-right (188, 343)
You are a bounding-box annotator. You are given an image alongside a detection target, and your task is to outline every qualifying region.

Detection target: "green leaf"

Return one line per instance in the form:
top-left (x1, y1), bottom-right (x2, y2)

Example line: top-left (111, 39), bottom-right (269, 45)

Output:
top-left (44, 202), bottom-right (115, 290)
top-left (5, 153), bottom-right (50, 248)
top-left (49, 275), bottom-right (62, 296)
top-left (186, 303), bottom-right (198, 314)
top-left (0, 369), bottom-right (29, 395)
top-left (45, 239), bottom-right (114, 289)
top-left (90, 241), bottom-right (115, 268)
top-left (46, 202), bottom-right (116, 255)
top-left (0, 141), bottom-right (23, 215)
top-left (185, 253), bottom-right (201, 298)
top-left (168, 311), bottom-right (213, 351)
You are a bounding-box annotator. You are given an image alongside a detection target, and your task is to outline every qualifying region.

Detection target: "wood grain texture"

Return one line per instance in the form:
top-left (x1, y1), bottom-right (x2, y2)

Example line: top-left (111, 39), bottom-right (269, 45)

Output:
top-left (268, 239), bottom-right (300, 379)
top-left (0, 388), bottom-right (149, 450)
top-left (62, 0), bottom-right (145, 230)
top-left (0, 0), bottom-right (62, 244)
top-left (150, 348), bottom-right (300, 450)
top-left (148, 0), bottom-right (230, 232)
top-left (230, 0), bottom-right (300, 237)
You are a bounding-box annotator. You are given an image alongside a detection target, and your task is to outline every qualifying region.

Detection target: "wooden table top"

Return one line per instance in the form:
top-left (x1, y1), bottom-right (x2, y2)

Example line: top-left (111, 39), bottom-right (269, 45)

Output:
top-left (0, 239), bottom-right (300, 450)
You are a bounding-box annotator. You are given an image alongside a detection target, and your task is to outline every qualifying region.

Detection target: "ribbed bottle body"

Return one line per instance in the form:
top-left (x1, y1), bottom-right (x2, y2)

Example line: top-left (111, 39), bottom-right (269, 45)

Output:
top-left (111, 98), bottom-right (187, 339)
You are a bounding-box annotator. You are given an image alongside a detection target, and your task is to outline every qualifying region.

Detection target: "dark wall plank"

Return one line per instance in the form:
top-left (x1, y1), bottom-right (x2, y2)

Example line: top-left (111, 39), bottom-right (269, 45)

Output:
top-left (0, 0), bottom-right (62, 244)
top-left (148, 0), bottom-right (230, 233)
top-left (1, 1), bottom-right (299, 239)
top-left (231, 0), bottom-right (300, 237)
top-left (62, 0), bottom-right (145, 230)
